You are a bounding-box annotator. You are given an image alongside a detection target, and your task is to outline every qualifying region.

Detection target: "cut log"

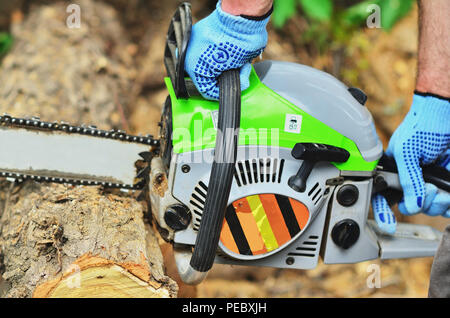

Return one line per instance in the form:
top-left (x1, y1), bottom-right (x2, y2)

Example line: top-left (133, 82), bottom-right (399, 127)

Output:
top-left (1, 184), bottom-right (177, 298)
top-left (0, 0), bottom-right (177, 298)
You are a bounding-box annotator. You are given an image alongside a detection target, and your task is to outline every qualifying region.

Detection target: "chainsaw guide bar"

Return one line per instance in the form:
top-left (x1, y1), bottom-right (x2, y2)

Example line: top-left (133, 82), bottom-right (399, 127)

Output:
top-left (0, 114), bottom-right (160, 190)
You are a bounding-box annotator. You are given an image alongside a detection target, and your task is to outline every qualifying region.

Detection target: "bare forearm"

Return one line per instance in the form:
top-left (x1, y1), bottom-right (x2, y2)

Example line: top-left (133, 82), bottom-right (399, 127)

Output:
top-left (221, 0), bottom-right (273, 17)
top-left (416, 0), bottom-right (450, 97)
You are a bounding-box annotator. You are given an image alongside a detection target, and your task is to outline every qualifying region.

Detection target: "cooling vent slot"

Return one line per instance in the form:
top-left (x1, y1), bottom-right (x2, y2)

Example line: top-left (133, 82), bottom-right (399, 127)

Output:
top-left (234, 158), bottom-right (285, 187)
top-left (189, 181), bottom-right (208, 231)
top-left (307, 182), bottom-right (325, 206)
top-left (287, 235), bottom-right (320, 258)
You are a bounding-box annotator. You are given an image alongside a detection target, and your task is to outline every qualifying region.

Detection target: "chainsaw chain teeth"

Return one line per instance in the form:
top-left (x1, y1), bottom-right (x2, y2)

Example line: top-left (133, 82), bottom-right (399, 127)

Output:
top-left (0, 171), bottom-right (145, 189)
top-left (0, 114), bottom-right (160, 146)
top-left (0, 113), bottom-right (160, 190)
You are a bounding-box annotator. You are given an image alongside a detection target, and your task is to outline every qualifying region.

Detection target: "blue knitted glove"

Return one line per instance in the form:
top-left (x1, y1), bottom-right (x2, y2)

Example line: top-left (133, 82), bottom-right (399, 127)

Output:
top-left (372, 182), bottom-right (450, 234)
top-left (398, 148), bottom-right (450, 218)
top-left (387, 93), bottom-right (450, 213)
top-left (372, 193), bottom-right (397, 234)
top-left (185, 0), bottom-right (270, 100)
top-left (372, 93), bottom-right (450, 234)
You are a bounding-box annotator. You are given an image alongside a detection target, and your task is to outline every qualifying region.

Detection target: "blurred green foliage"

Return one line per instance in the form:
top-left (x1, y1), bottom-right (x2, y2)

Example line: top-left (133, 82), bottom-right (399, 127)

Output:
top-left (273, 0), bottom-right (414, 29)
top-left (0, 32), bottom-right (13, 59)
top-left (272, 0), bottom-right (414, 50)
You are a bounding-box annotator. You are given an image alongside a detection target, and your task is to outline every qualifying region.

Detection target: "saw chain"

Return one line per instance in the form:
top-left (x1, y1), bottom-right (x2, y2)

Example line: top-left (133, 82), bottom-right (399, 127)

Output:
top-left (0, 113), bottom-right (161, 190)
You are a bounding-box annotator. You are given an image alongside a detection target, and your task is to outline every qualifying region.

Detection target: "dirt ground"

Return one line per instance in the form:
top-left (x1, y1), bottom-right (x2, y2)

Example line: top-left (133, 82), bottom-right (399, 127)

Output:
top-left (0, 0), bottom-right (448, 298)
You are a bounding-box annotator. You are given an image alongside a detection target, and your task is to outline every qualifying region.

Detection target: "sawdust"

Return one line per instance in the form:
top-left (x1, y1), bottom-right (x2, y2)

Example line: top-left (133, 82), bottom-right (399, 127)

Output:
top-left (152, 173), bottom-right (169, 198)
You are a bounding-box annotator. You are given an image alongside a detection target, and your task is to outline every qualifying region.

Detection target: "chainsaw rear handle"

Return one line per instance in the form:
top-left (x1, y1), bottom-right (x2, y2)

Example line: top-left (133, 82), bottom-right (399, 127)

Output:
top-left (375, 154), bottom-right (450, 205)
top-left (174, 69), bottom-right (241, 284)
top-left (377, 154), bottom-right (450, 192)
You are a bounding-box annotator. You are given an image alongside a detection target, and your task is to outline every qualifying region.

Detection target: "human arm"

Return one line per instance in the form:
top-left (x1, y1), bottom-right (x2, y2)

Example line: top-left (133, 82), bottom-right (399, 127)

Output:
top-left (372, 0), bottom-right (450, 234)
top-left (415, 0), bottom-right (450, 97)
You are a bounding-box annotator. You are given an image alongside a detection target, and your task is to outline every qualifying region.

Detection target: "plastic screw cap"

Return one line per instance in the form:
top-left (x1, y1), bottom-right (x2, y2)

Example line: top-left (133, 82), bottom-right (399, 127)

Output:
top-left (331, 219), bottom-right (360, 249)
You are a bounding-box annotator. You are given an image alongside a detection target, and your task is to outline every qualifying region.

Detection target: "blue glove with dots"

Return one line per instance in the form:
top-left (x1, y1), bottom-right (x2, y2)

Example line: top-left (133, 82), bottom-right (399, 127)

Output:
top-left (185, 0), bottom-right (271, 100)
top-left (372, 93), bottom-right (450, 234)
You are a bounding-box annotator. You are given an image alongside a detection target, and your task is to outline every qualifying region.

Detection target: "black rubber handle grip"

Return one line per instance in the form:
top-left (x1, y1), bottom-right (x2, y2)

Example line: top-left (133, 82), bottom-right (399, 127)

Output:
top-left (376, 154), bottom-right (450, 206)
top-left (378, 154), bottom-right (450, 193)
top-left (190, 69), bottom-right (241, 272)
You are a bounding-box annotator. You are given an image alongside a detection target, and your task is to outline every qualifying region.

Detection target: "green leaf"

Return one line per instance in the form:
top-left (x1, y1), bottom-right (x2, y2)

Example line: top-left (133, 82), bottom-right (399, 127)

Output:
top-left (298, 0), bottom-right (333, 22)
top-left (0, 33), bottom-right (13, 57)
top-left (378, 0), bottom-right (414, 30)
top-left (272, 0), bottom-right (298, 28)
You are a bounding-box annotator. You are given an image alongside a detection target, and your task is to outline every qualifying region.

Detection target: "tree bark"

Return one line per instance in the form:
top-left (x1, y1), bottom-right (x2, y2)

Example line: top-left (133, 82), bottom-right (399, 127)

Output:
top-left (1, 184), bottom-right (177, 298)
top-left (0, 0), bottom-right (177, 298)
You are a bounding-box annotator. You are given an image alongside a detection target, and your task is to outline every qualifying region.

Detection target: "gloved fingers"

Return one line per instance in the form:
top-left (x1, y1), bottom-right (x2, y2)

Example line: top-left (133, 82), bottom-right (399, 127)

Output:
top-left (423, 190), bottom-right (450, 217)
top-left (189, 74), bottom-right (218, 100)
top-left (444, 209), bottom-right (450, 218)
top-left (188, 62), bottom-right (253, 99)
top-left (191, 62), bottom-right (252, 100)
top-left (398, 183), bottom-right (449, 217)
top-left (398, 200), bottom-right (411, 216)
top-left (421, 183), bottom-right (438, 212)
top-left (385, 133), bottom-right (422, 214)
top-left (372, 194), bottom-right (397, 234)
top-left (398, 182), bottom-right (437, 215)
top-left (239, 63), bottom-right (252, 92)
top-left (392, 150), bottom-right (426, 214)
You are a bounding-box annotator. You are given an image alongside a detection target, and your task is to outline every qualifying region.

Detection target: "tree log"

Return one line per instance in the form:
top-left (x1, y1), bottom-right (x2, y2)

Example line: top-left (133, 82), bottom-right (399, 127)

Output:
top-left (0, 0), bottom-right (177, 298)
top-left (1, 184), bottom-right (177, 298)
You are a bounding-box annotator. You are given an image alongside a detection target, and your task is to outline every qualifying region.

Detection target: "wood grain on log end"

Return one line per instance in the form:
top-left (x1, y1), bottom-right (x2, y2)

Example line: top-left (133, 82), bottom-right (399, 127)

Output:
top-left (33, 253), bottom-right (172, 298)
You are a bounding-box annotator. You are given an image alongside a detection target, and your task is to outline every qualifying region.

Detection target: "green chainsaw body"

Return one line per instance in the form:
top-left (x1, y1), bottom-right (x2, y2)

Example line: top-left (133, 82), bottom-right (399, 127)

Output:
top-left (148, 3), bottom-right (443, 285)
top-left (165, 66), bottom-right (379, 172)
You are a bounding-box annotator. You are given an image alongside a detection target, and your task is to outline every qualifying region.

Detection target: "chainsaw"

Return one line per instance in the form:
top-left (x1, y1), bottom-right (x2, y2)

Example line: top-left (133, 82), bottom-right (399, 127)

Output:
top-left (1, 3), bottom-right (448, 285)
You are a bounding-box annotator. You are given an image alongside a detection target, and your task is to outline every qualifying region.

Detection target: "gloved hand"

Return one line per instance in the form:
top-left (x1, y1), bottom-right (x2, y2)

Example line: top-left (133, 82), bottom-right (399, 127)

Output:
top-left (185, 0), bottom-right (271, 100)
top-left (372, 93), bottom-right (450, 234)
